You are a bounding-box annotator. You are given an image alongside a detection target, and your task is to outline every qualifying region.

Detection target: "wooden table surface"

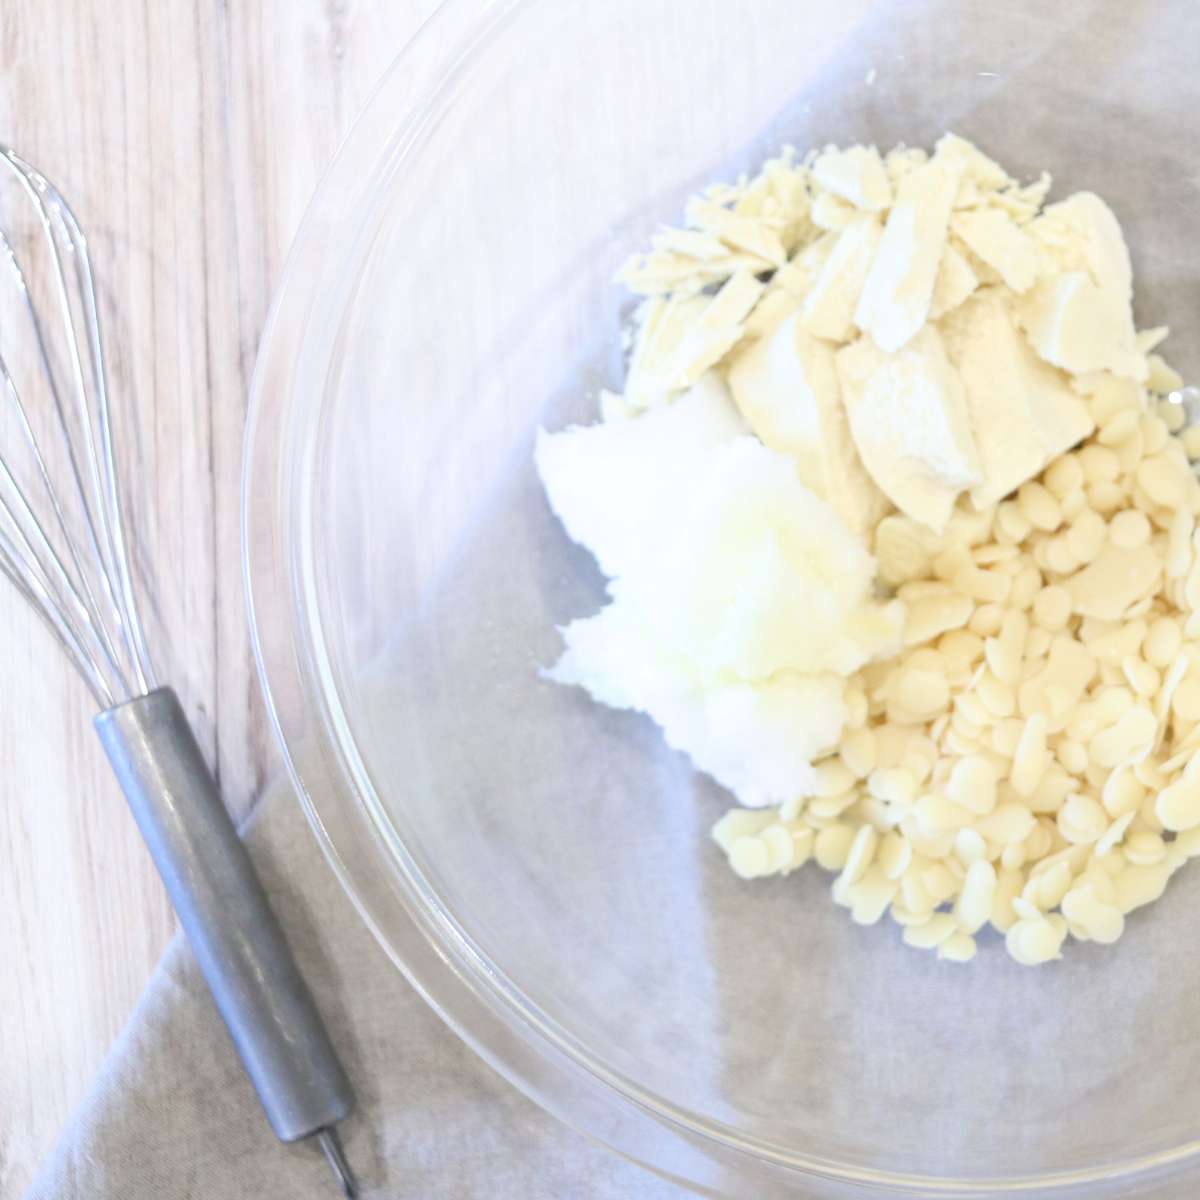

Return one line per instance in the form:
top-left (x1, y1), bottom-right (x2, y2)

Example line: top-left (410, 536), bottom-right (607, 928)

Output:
top-left (0, 4), bottom-right (434, 1194)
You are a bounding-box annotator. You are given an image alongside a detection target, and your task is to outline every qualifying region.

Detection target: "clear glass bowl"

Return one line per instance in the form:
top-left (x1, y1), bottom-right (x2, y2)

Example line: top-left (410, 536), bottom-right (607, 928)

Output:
top-left (243, 1), bottom-right (1200, 1195)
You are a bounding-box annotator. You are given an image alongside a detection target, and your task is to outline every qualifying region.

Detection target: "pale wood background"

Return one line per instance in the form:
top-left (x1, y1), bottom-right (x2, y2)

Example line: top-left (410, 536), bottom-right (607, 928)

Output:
top-left (0, 4), bottom-right (436, 1195)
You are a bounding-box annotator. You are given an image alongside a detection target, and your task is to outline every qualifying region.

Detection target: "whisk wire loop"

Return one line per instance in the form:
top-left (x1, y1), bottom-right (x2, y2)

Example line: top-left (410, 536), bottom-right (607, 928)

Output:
top-left (0, 145), bottom-right (156, 703)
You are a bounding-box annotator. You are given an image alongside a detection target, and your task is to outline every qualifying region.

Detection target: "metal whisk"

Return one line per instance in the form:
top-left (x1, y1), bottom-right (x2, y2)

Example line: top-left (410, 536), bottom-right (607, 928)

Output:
top-left (0, 147), bottom-right (357, 1196)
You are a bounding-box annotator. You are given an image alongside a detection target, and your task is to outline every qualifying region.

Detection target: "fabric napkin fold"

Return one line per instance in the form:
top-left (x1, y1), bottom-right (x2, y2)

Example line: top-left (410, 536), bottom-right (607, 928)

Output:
top-left (25, 775), bottom-right (686, 1199)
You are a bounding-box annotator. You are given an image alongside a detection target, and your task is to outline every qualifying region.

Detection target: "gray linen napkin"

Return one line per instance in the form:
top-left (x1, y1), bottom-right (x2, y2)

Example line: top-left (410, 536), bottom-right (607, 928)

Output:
top-left (25, 776), bottom-right (687, 1200)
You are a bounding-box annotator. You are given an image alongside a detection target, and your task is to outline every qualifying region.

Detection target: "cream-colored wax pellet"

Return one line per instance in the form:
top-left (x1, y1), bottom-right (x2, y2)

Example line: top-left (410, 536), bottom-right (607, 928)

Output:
top-left (1136, 454), bottom-right (1188, 509)
top-left (969, 603), bottom-right (1007, 637)
top-left (1146, 354), bottom-right (1184, 393)
top-left (1088, 683), bottom-right (1134, 724)
top-left (1057, 738), bottom-right (1090, 776)
top-left (1044, 454), bottom-right (1084, 499)
top-left (953, 827), bottom-right (987, 866)
top-left (1032, 840), bottom-right (1089, 878)
top-left (1172, 678), bottom-right (1200, 723)
top-left (937, 932), bottom-right (978, 963)
top-left (1057, 793), bottom-right (1108, 845)
top-left (985, 635), bottom-right (1021, 687)
top-left (1173, 827), bottom-right (1200, 858)
top-left (1042, 536), bottom-right (1081, 577)
top-left (933, 545), bottom-right (973, 581)
top-left (1123, 830), bottom-right (1167, 866)
top-left (712, 808), bottom-right (776, 853)
top-left (814, 759), bottom-right (858, 797)
top-left (939, 629), bottom-right (985, 673)
top-left (921, 861), bottom-right (961, 902)
top-left (872, 725), bottom-right (918, 770)
top-left (1136, 756), bottom-right (1171, 792)
top-left (1088, 379), bottom-right (1140, 424)
top-left (840, 727), bottom-right (877, 779)
top-left (914, 793), bottom-right (974, 834)
top-left (1088, 705), bottom-right (1157, 768)
top-left (729, 837), bottom-right (771, 879)
top-left (955, 565), bottom-right (1012, 605)
top-left (1182, 426), bottom-right (1200, 461)
top-left (1137, 792), bottom-right (1166, 834)
top-left (1098, 409), bottom-right (1140, 447)
top-left (761, 824), bottom-right (799, 873)
top-left (1018, 481), bottom-right (1063, 532)
top-left (903, 735), bottom-right (938, 777)
top-left (847, 868), bottom-right (899, 925)
top-left (1149, 507), bottom-right (1178, 535)
top-left (945, 728), bottom-right (983, 758)
top-left (779, 796), bottom-right (805, 823)
top-left (1158, 398), bottom-right (1187, 433)
top-left (900, 827), bottom-right (952, 867)
top-left (867, 766), bottom-right (918, 804)
top-left (977, 670), bottom-right (1017, 717)
top-left (1006, 915), bottom-right (1067, 965)
top-left (1108, 509), bottom-right (1152, 549)
top-left (1083, 620), bottom-right (1146, 665)
top-left (1176, 420), bottom-right (1200, 460)
top-left (1139, 413), bottom-right (1169, 456)
top-left (1087, 481), bottom-right (1126, 515)
top-left (954, 859), bottom-right (996, 934)
top-left (1010, 714), bottom-right (1048, 796)
top-left (890, 904), bottom-right (932, 927)
top-left (1009, 565), bottom-right (1043, 610)
top-left (1121, 655), bottom-right (1159, 698)
top-left (1061, 883), bottom-right (1125, 944)
top-left (1155, 776), bottom-right (1200, 832)
top-left (1101, 765), bottom-right (1144, 818)
top-left (905, 592), bottom-right (974, 647)
top-left (1115, 428), bottom-right (1146, 475)
top-left (876, 831), bottom-right (913, 880)
top-left (790, 825), bottom-right (816, 865)
top-left (989, 868), bottom-right (1024, 933)
top-left (891, 667), bottom-right (951, 719)
top-left (1065, 510), bottom-right (1107, 566)
top-left (974, 543), bottom-right (1020, 567)
top-left (1080, 443), bottom-right (1121, 482)
top-left (1095, 810), bottom-right (1136, 857)
top-left (995, 500), bottom-right (1032, 545)
top-left (944, 754), bottom-right (997, 815)
top-left (900, 868), bottom-right (935, 916)
top-left (807, 790), bottom-right (857, 820)
top-left (814, 823), bottom-right (856, 870)
top-left (1159, 735), bottom-right (1200, 777)
top-left (1115, 861), bottom-right (1173, 913)
top-left (1024, 859), bottom-right (1073, 911)
top-left (1000, 842), bottom-right (1027, 871)
top-left (990, 717), bottom-right (1024, 758)
top-left (955, 691), bottom-right (993, 731)
top-left (1025, 626), bottom-right (1053, 659)
top-left (1060, 489), bottom-right (1088, 522)
top-left (977, 802), bottom-right (1037, 845)
top-left (1000, 608), bottom-right (1029, 660)
top-left (902, 912), bottom-right (958, 950)
top-left (1167, 510), bottom-right (1195, 580)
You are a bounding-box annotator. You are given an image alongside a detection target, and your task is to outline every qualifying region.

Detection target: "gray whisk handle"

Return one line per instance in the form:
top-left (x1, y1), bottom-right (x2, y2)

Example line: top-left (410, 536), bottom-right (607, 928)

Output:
top-left (94, 686), bottom-right (354, 1143)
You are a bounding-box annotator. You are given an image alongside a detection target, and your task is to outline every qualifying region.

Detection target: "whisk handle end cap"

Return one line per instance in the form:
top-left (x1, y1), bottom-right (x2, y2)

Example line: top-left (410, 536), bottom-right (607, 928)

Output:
top-left (94, 686), bottom-right (355, 1145)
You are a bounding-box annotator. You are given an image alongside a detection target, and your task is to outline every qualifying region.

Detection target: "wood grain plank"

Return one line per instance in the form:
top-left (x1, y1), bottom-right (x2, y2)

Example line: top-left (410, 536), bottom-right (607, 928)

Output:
top-left (0, 3), bottom-right (431, 1194)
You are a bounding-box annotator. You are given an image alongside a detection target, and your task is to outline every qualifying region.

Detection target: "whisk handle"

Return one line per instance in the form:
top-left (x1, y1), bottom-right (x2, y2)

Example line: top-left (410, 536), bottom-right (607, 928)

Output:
top-left (94, 686), bottom-right (354, 1144)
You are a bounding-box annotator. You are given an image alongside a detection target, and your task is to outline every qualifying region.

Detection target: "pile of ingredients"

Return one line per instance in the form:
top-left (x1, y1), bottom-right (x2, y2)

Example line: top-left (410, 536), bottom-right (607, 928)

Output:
top-left (536, 134), bottom-right (1199, 965)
